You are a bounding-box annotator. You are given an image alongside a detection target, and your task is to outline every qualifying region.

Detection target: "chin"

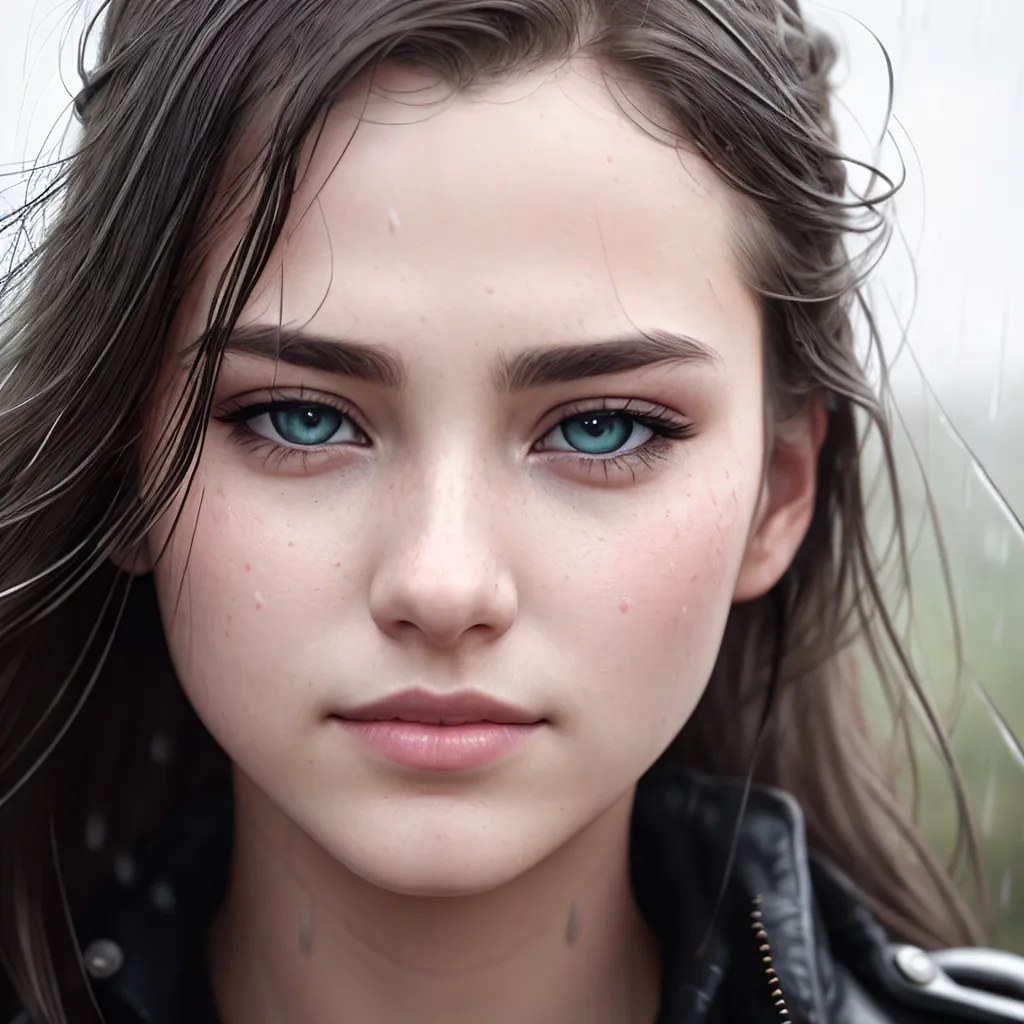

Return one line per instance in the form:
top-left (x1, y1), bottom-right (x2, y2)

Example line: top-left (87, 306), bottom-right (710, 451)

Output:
top-left (313, 800), bottom-right (568, 898)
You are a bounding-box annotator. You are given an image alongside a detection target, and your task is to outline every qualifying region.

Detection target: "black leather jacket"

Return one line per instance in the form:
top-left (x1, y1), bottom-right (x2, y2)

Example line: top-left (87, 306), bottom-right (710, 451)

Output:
top-left (11, 764), bottom-right (1024, 1023)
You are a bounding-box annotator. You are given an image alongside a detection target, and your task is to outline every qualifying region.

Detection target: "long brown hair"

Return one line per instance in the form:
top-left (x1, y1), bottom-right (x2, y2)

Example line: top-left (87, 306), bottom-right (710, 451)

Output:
top-left (0, 0), bottom-right (986, 1018)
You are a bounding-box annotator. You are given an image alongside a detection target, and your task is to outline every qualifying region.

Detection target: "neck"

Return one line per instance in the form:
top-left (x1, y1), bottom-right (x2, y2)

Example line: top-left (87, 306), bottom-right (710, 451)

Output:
top-left (209, 775), bottom-right (661, 1024)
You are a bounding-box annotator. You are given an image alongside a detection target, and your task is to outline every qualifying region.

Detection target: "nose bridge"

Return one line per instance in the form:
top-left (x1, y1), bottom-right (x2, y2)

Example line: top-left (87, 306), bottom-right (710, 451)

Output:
top-left (369, 442), bottom-right (517, 647)
top-left (402, 443), bottom-right (492, 561)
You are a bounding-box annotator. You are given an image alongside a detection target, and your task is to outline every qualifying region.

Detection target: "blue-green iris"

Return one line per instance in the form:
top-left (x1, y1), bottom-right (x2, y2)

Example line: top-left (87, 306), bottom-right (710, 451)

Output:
top-left (561, 412), bottom-right (632, 454)
top-left (271, 405), bottom-right (343, 446)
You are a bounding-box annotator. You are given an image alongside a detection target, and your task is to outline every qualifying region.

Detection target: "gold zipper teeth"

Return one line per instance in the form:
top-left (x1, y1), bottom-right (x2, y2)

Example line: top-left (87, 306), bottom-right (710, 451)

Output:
top-left (752, 895), bottom-right (790, 1019)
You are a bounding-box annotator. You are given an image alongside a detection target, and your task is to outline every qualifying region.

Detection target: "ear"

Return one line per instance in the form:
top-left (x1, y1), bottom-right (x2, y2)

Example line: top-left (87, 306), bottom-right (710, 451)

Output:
top-left (733, 395), bottom-right (828, 602)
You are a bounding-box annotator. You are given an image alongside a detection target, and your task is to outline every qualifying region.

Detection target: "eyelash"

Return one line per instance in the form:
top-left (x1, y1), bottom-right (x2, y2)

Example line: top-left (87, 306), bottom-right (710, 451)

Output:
top-left (214, 391), bottom-right (695, 478)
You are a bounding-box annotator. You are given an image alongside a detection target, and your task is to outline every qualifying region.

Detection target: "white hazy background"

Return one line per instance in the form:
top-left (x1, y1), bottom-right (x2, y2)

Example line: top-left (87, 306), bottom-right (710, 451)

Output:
top-left (1, 0), bottom-right (1023, 940)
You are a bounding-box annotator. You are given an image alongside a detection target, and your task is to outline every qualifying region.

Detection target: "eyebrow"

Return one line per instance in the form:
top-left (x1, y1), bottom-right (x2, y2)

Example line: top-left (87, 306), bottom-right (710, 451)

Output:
top-left (194, 323), bottom-right (719, 391)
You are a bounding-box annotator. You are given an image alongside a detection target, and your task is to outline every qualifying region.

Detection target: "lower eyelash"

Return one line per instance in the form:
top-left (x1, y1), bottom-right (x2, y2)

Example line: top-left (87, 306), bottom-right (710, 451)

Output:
top-left (225, 423), bottom-right (337, 469)
top-left (567, 431), bottom-right (685, 482)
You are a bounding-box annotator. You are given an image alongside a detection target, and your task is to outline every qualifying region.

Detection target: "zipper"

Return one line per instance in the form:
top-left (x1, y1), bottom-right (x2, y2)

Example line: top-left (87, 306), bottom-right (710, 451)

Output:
top-left (751, 895), bottom-right (791, 1020)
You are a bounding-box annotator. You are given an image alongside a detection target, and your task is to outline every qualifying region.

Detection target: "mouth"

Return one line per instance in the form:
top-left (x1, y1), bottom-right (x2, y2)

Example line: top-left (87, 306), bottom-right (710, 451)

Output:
top-left (333, 688), bottom-right (543, 726)
top-left (330, 688), bottom-right (545, 771)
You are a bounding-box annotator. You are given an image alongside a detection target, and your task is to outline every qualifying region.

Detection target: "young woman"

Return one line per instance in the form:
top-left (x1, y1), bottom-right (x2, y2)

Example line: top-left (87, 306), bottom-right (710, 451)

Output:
top-left (1, 0), bottom-right (1022, 1021)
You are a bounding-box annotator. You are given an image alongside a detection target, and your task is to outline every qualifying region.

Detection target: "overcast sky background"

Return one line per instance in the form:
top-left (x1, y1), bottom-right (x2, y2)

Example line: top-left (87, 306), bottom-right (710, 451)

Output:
top-left (1, 0), bottom-right (1021, 525)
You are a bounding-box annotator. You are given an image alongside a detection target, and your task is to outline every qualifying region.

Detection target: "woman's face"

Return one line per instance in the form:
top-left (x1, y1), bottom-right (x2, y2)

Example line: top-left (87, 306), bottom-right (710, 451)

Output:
top-left (146, 64), bottom-right (813, 895)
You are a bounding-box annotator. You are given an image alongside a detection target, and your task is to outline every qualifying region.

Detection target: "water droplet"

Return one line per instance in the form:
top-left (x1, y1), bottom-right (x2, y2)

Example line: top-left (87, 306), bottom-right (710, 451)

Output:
top-left (254, 590), bottom-right (265, 609)
top-left (993, 609), bottom-right (1006, 645)
top-left (83, 938), bottom-right (124, 980)
top-left (149, 733), bottom-right (171, 764)
top-left (84, 813), bottom-right (107, 852)
top-left (113, 855), bottom-right (137, 886)
top-left (1000, 869), bottom-right (1013, 910)
top-left (982, 528), bottom-right (1010, 566)
top-left (387, 206), bottom-right (400, 235)
top-left (150, 881), bottom-right (176, 913)
top-left (981, 770), bottom-right (998, 838)
top-left (564, 902), bottom-right (581, 946)
top-left (299, 907), bottom-right (315, 955)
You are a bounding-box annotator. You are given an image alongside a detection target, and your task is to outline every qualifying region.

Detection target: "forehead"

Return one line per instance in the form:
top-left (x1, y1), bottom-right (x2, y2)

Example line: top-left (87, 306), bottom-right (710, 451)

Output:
top-left (183, 62), bottom-right (760, 368)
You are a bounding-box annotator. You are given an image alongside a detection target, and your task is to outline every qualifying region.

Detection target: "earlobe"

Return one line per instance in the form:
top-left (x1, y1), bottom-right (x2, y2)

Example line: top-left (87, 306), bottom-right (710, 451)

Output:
top-left (733, 397), bottom-right (827, 603)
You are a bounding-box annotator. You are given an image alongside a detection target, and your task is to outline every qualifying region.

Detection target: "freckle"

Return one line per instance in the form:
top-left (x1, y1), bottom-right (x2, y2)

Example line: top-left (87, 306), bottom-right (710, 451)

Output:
top-left (287, 540), bottom-right (295, 548)
top-left (619, 597), bottom-right (629, 613)
top-left (254, 591), bottom-right (264, 609)
top-left (606, 155), bottom-right (613, 163)
top-left (485, 285), bottom-right (495, 295)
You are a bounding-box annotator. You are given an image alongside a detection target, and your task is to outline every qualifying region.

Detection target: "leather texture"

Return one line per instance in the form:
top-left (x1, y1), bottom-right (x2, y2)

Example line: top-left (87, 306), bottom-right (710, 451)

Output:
top-left (9, 763), bottom-right (1024, 1023)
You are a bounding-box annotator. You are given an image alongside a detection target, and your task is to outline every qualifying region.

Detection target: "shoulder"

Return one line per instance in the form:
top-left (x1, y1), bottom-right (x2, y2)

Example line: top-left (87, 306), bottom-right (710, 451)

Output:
top-left (634, 764), bottom-right (1024, 1024)
top-left (811, 857), bottom-right (1024, 1023)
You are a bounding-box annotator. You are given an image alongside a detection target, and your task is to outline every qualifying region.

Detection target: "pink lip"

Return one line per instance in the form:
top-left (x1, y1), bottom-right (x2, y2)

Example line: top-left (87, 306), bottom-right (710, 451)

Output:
top-left (332, 689), bottom-right (543, 771)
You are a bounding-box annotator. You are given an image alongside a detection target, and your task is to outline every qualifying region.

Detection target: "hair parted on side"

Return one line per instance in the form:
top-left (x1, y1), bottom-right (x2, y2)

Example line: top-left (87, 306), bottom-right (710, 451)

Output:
top-left (0, 0), bottom-right (987, 1019)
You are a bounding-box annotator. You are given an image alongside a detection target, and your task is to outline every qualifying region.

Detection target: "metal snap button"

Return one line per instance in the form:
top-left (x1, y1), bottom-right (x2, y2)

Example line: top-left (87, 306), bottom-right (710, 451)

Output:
top-left (83, 938), bottom-right (124, 980)
top-left (894, 945), bottom-right (939, 986)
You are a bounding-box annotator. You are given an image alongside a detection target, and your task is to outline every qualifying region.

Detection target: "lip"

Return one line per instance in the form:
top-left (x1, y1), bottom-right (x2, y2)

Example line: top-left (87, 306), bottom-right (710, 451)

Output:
top-left (335, 688), bottom-right (542, 726)
top-left (331, 689), bottom-right (544, 771)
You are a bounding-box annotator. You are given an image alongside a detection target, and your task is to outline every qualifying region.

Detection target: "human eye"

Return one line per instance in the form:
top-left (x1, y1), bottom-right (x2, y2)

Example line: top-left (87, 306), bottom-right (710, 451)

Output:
top-left (533, 399), bottom-right (695, 480)
top-left (214, 390), bottom-right (370, 469)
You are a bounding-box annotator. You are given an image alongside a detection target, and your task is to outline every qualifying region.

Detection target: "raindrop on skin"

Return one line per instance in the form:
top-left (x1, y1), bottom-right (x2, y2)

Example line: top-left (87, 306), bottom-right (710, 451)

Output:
top-left (254, 590), bottom-right (265, 610)
top-left (299, 906), bottom-right (316, 956)
top-left (387, 205), bottom-right (400, 236)
top-left (564, 903), bottom-right (581, 946)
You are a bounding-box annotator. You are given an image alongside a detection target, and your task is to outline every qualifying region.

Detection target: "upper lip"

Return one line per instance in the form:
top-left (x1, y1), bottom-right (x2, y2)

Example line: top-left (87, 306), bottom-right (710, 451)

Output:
top-left (335, 688), bottom-right (542, 725)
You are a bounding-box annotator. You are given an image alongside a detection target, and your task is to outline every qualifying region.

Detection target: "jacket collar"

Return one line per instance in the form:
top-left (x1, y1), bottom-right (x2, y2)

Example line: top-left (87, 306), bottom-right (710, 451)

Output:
top-left (83, 764), bottom-right (846, 1024)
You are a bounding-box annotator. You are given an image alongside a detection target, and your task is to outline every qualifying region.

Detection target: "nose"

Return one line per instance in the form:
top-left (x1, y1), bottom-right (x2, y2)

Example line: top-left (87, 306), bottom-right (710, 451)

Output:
top-left (368, 463), bottom-right (518, 650)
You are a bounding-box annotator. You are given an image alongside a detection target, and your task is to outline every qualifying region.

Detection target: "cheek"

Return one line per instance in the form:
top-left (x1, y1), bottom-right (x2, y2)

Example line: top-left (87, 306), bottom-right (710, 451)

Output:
top-left (539, 471), bottom-right (751, 715)
top-left (146, 463), bottom-right (347, 741)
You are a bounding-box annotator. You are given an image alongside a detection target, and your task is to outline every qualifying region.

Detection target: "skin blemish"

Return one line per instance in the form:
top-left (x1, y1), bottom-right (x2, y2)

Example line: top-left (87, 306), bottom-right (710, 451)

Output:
top-left (619, 598), bottom-right (629, 614)
top-left (485, 285), bottom-right (495, 295)
top-left (254, 591), bottom-right (265, 610)
top-left (244, 563), bottom-right (251, 572)
top-left (331, 560), bottom-right (342, 568)
top-left (564, 902), bottom-right (581, 946)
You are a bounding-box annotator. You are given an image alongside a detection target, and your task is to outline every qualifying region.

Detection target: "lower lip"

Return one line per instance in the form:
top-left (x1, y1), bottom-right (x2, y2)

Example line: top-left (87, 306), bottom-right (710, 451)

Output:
top-left (333, 719), bottom-right (540, 771)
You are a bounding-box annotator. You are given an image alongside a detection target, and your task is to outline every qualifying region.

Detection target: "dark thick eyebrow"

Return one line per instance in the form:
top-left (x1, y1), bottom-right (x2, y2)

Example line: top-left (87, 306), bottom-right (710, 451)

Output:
top-left (192, 323), bottom-right (719, 391)
top-left (494, 329), bottom-right (719, 391)
top-left (189, 323), bottom-right (406, 388)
